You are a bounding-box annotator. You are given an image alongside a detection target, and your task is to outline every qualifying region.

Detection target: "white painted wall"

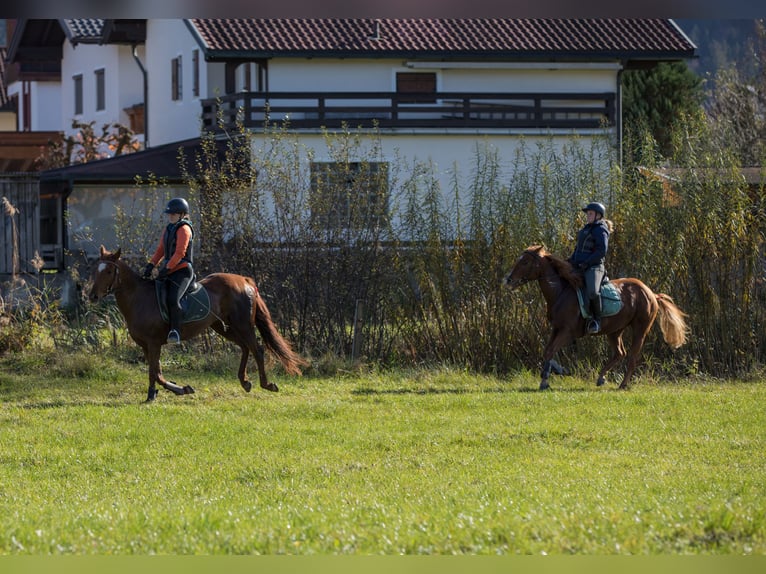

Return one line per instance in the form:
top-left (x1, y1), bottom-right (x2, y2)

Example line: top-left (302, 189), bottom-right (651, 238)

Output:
top-left (60, 40), bottom-right (145, 148)
top-left (246, 130), bottom-right (616, 235)
top-left (264, 58), bottom-right (618, 94)
top-left (146, 19), bottom-right (226, 146)
top-left (6, 80), bottom-right (62, 131)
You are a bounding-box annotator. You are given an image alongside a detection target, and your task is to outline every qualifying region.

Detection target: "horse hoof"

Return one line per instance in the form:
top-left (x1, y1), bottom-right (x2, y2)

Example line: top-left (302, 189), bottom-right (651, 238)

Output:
top-left (241, 380), bottom-right (253, 393)
top-left (145, 388), bottom-right (159, 402)
top-left (596, 377), bottom-right (606, 387)
top-left (183, 385), bottom-right (195, 395)
top-left (539, 381), bottom-right (550, 391)
top-left (261, 382), bottom-right (279, 392)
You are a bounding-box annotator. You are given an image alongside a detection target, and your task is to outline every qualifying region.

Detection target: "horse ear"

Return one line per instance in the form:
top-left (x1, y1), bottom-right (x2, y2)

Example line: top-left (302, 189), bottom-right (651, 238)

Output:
top-left (99, 245), bottom-right (107, 257)
top-left (114, 247), bottom-right (121, 259)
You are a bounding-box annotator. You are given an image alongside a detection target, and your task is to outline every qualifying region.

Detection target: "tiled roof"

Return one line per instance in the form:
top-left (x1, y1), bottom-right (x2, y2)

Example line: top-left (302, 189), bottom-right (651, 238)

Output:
top-left (189, 19), bottom-right (696, 59)
top-left (61, 19), bottom-right (105, 44)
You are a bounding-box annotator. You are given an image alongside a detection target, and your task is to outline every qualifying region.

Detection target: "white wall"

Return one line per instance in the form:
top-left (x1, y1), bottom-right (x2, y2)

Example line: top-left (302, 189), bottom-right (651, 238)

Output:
top-left (265, 58), bottom-right (619, 94)
top-left (247, 129), bottom-right (616, 234)
top-left (6, 80), bottom-right (62, 131)
top-left (146, 19), bottom-right (215, 146)
top-left (60, 41), bottom-right (144, 137)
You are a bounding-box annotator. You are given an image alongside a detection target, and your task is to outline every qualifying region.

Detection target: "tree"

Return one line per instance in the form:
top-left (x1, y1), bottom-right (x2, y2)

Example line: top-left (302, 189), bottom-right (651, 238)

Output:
top-left (622, 61), bottom-right (704, 158)
top-left (35, 119), bottom-right (140, 170)
top-left (704, 20), bottom-right (766, 166)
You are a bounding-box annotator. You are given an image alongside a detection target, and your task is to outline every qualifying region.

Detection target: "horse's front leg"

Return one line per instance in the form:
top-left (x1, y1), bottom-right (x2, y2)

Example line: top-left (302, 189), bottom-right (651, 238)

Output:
top-left (539, 329), bottom-right (572, 390)
top-left (146, 344), bottom-right (195, 399)
top-left (143, 343), bottom-right (160, 402)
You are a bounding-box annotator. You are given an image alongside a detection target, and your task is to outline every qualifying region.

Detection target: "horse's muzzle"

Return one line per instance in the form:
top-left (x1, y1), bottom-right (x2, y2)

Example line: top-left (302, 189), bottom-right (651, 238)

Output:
top-left (503, 276), bottom-right (522, 290)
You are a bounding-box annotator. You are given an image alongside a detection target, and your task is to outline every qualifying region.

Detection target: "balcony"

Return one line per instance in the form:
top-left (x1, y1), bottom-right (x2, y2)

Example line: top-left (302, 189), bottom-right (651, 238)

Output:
top-left (201, 91), bottom-right (616, 132)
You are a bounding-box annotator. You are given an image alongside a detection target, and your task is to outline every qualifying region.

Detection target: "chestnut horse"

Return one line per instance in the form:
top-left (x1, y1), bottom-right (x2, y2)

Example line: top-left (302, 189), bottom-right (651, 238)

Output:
top-left (88, 246), bottom-right (307, 402)
top-left (503, 245), bottom-right (688, 390)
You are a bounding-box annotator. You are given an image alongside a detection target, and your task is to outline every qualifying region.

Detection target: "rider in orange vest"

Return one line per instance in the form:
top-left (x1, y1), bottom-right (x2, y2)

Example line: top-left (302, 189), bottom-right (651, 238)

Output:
top-left (142, 197), bottom-right (194, 344)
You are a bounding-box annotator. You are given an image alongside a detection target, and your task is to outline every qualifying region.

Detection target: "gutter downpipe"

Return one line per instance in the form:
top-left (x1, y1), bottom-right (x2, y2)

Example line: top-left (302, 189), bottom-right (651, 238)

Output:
top-left (132, 44), bottom-right (148, 149)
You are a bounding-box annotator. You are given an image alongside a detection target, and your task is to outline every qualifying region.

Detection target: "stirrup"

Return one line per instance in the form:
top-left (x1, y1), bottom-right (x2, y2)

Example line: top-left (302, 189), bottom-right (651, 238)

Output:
top-left (167, 329), bottom-right (181, 344)
top-left (587, 319), bottom-right (601, 334)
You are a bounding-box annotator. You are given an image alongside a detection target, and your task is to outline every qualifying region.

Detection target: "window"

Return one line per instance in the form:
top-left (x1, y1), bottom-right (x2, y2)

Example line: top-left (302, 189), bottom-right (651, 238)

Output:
top-left (73, 74), bottom-right (83, 115)
top-left (396, 72), bottom-right (436, 104)
top-left (171, 56), bottom-right (182, 101)
top-left (310, 162), bottom-right (389, 232)
top-left (95, 68), bottom-right (105, 111)
top-left (192, 49), bottom-right (200, 97)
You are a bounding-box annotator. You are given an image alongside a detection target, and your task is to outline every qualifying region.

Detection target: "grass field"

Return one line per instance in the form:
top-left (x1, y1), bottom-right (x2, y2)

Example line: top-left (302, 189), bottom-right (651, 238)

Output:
top-left (0, 360), bottom-right (764, 555)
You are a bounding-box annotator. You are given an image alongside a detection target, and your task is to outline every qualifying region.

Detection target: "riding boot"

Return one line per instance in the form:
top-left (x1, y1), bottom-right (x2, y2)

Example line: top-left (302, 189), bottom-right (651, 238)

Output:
top-left (167, 306), bottom-right (182, 344)
top-left (588, 295), bottom-right (602, 334)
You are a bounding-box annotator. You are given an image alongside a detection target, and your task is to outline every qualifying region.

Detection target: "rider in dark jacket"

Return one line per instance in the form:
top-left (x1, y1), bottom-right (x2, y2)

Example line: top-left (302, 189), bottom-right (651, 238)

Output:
top-left (569, 202), bottom-right (610, 334)
top-left (142, 197), bottom-right (194, 344)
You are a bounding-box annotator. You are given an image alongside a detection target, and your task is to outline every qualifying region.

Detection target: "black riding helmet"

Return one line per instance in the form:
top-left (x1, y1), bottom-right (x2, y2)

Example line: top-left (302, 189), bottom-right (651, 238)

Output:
top-left (164, 197), bottom-right (190, 215)
top-left (582, 202), bottom-right (606, 218)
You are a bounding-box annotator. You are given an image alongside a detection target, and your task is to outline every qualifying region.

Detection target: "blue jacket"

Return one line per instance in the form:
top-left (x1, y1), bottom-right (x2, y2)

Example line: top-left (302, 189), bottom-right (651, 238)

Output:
top-left (570, 220), bottom-right (609, 268)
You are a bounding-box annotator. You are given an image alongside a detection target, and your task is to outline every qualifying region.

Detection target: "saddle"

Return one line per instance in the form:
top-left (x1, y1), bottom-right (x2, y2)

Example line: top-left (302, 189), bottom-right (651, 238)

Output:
top-left (576, 280), bottom-right (623, 319)
top-left (155, 279), bottom-right (211, 324)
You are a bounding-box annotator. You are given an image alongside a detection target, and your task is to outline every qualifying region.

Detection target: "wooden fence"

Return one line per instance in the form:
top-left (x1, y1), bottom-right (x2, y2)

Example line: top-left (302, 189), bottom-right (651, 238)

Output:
top-left (0, 174), bottom-right (40, 275)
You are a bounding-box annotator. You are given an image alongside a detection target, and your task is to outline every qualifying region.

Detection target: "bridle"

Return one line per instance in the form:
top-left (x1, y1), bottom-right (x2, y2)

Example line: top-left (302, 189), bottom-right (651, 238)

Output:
top-left (96, 259), bottom-right (122, 295)
top-left (508, 250), bottom-right (559, 290)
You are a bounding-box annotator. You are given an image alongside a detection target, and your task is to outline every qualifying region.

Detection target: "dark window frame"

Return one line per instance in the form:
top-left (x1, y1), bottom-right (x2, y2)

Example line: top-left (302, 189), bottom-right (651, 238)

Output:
top-left (95, 68), bottom-right (105, 111)
top-left (171, 55), bottom-right (182, 101)
top-left (73, 74), bottom-right (83, 115)
top-left (192, 49), bottom-right (200, 97)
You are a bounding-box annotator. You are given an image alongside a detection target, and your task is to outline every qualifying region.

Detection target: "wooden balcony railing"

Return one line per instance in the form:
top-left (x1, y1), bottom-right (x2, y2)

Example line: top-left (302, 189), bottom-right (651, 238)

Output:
top-left (201, 91), bottom-right (616, 132)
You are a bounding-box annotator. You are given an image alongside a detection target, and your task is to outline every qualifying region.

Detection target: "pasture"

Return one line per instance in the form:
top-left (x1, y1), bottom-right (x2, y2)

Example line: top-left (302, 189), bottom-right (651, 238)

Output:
top-left (0, 361), bottom-right (764, 555)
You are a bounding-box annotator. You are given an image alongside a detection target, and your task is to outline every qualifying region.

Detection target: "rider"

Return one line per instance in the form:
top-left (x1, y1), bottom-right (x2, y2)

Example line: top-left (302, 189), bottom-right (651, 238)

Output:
top-left (142, 197), bottom-right (194, 344)
top-left (569, 201), bottom-right (610, 334)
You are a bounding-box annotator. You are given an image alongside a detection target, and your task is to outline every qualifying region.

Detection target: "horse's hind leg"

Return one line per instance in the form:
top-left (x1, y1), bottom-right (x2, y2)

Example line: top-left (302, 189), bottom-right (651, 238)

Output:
top-left (597, 331), bottom-right (626, 387)
top-left (213, 321), bottom-right (277, 393)
top-left (620, 328), bottom-right (650, 390)
top-left (236, 345), bottom-right (253, 393)
top-left (238, 333), bottom-right (277, 392)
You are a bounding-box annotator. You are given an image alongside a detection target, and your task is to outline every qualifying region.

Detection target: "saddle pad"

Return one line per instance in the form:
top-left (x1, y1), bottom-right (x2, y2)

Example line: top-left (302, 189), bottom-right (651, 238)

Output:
top-left (577, 281), bottom-right (623, 319)
top-left (155, 281), bottom-right (211, 324)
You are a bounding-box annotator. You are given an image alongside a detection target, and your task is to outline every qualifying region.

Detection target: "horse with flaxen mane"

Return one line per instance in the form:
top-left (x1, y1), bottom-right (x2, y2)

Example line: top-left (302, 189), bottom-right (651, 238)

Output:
top-left (88, 246), bottom-right (307, 402)
top-left (503, 245), bottom-right (688, 390)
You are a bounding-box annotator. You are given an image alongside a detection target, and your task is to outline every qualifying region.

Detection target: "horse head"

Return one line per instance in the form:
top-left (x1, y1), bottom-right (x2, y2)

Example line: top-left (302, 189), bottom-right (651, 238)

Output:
top-left (88, 245), bottom-right (123, 302)
top-left (503, 245), bottom-right (547, 289)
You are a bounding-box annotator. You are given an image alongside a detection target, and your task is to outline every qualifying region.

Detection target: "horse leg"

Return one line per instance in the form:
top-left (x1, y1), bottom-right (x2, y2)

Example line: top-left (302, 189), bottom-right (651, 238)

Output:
top-left (147, 343), bottom-right (195, 398)
top-left (244, 331), bottom-right (278, 392)
top-left (213, 321), bottom-right (278, 393)
top-left (620, 329), bottom-right (649, 390)
top-left (240, 338), bottom-right (277, 392)
top-left (539, 329), bottom-right (572, 390)
top-left (236, 345), bottom-right (253, 393)
top-left (597, 331), bottom-right (626, 387)
top-left (138, 342), bottom-right (159, 402)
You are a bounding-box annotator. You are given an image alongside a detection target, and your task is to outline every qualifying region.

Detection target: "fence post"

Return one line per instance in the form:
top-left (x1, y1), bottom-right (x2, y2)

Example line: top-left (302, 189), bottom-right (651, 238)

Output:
top-left (352, 299), bottom-right (365, 361)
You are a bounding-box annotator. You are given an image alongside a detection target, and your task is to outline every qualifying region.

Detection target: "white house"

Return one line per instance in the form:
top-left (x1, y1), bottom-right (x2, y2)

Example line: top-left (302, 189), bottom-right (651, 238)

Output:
top-left (5, 18), bottom-right (697, 270)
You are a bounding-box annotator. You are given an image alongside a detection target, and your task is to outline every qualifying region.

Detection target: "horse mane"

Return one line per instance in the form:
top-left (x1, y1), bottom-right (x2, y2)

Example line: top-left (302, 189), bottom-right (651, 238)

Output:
top-left (526, 244), bottom-right (583, 290)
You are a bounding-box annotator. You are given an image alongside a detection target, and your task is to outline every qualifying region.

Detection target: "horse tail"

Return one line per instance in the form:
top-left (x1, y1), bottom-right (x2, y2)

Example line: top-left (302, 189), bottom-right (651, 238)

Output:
top-left (655, 293), bottom-right (689, 349)
top-left (251, 287), bottom-right (307, 376)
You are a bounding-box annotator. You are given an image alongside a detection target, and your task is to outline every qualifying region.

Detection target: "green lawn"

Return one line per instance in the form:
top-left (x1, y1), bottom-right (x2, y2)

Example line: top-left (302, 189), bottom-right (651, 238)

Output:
top-left (0, 365), bottom-right (764, 554)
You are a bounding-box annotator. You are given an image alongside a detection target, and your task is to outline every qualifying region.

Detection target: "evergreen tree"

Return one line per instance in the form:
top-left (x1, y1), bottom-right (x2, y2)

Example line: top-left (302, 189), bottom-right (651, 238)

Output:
top-left (622, 61), bottom-right (704, 159)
